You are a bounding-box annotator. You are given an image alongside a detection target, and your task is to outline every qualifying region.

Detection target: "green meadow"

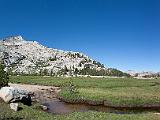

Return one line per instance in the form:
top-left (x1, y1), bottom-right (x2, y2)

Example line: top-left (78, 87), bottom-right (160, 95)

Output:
top-left (2, 75), bottom-right (159, 120)
top-left (10, 76), bottom-right (160, 106)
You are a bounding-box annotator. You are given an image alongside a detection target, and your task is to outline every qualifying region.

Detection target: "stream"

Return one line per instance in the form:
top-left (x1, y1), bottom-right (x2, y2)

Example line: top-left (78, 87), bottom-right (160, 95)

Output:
top-left (40, 98), bottom-right (160, 115)
top-left (28, 85), bottom-right (160, 115)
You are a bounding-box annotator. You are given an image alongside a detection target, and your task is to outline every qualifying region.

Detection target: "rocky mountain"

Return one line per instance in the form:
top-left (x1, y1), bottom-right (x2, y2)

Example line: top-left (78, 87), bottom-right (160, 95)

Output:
top-left (126, 70), bottom-right (160, 78)
top-left (0, 36), bottom-right (106, 76)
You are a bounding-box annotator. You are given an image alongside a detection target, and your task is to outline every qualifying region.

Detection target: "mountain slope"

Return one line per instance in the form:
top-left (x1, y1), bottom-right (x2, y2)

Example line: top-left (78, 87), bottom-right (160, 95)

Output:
top-left (0, 36), bottom-right (106, 75)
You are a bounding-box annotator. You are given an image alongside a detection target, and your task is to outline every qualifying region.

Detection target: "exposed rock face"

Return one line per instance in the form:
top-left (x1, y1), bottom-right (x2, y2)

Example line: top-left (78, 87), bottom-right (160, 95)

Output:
top-left (0, 87), bottom-right (30, 103)
top-left (126, 70), bottom-right (160, 78)
top-left (0, 36), bottom-right (105, 75)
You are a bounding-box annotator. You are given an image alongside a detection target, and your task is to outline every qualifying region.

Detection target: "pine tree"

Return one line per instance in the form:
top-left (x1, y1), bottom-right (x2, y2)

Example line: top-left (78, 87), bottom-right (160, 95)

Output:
top-left (74, 68), bottom-right (79, 75)
top-left (0, 64), bottom-right (9, 88)
top-left (64, 65), bottom-right (68, 74)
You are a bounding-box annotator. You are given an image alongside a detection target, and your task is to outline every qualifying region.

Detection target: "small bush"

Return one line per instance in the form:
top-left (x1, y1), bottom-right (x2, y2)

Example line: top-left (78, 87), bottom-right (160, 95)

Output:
top-left (0, 64), bottom-right (9, 88)
top-left (49, 57), bottom-right (57, 61)
top-left (62, 80), bottom-right (79, 95)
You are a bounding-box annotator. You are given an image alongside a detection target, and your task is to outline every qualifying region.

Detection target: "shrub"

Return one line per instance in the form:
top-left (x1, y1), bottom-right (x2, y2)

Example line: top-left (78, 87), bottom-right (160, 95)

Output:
top-left (0, 64), bottom-right (9, 88)
top-left (49, 57), bottom-right (57, 61)
top-left (63, 80), bottom-right (79, 94)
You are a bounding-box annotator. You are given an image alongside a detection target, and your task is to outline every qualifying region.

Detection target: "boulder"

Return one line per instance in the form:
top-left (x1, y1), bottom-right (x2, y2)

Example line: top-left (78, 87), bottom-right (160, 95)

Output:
top-left (10, 103), bottom-right (19, 111)
top-left (40, 105), bottom-right (48, 111)
top-left (0, 87), bottom-right (31, 105)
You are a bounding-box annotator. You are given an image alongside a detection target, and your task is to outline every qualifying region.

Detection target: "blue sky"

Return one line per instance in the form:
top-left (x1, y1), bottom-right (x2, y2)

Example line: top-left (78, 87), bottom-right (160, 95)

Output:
top-left (0, 0), bottom-right (160, 72)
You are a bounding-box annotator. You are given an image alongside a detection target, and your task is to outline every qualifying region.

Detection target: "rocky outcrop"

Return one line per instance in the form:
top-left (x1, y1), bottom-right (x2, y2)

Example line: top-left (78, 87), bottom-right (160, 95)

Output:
top-left (0, 36), bottom-right (106, 75)
top-left (0, 87), bottom-right (31, 105)
top-left (126, 70), bottom-right (160, 78)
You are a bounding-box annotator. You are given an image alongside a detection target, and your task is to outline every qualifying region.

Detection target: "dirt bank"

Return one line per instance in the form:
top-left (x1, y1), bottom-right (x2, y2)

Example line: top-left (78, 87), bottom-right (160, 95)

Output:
top-left (9, 83), bottom-right (61, 102)
top-left (58, 97), bottom-right (160, 109)
top-left (9, 83), bottom-right (61, 93)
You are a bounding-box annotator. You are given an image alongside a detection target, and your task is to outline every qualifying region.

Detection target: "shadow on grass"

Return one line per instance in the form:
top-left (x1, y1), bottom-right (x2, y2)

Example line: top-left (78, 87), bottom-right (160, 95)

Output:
top-left (1, 117), bottom-right (23, 120)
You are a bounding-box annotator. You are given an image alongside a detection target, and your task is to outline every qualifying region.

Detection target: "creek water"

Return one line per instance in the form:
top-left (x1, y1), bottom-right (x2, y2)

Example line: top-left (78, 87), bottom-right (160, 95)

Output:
top-left (40, 98), bottom-right (160, 115)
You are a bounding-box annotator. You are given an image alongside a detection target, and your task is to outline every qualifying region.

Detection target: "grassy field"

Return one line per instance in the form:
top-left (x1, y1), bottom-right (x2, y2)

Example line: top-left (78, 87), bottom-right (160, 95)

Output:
top-left (7, 76), bottom-right (160, 119)
top-left (10, 76), bottom-right (160, 106)
top-left (10, 76), bottom-right (160, 88)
